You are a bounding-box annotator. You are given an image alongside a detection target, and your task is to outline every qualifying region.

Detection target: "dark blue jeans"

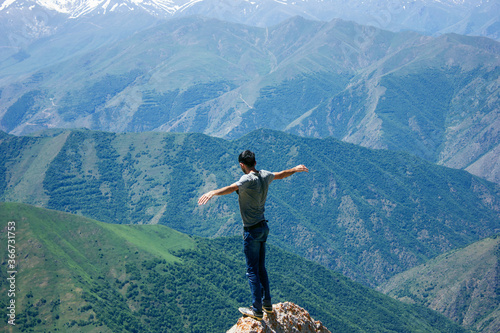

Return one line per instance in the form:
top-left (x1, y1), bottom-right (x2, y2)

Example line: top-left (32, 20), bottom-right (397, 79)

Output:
top-left (243, 221), bottom-right (271, 313)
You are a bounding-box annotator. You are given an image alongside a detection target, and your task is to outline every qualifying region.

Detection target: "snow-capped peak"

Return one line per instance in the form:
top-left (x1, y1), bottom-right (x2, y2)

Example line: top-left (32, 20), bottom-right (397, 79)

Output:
top-left (0, 0), bottom-right (207, 17)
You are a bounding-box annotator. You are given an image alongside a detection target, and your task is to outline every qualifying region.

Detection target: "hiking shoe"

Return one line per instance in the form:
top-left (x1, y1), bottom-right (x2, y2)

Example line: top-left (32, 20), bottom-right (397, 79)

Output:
top-left (263, 304), bottom-right (273, 314)
top-left (238, 307), bottom-right (263, 320)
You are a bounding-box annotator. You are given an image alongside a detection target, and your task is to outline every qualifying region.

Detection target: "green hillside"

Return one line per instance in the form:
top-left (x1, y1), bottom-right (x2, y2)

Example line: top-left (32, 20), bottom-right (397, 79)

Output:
top-left (379, 234), bottom-right (500, 333)
top-left (0, 202), bottom-right (469, 332)
top-left (1, 129), bottom-right (499, 287)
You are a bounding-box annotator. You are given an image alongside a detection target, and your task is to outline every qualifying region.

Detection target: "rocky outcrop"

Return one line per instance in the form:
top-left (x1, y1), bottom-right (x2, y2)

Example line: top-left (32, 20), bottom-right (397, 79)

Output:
top-left (227, 302), bottom-right (330, 333)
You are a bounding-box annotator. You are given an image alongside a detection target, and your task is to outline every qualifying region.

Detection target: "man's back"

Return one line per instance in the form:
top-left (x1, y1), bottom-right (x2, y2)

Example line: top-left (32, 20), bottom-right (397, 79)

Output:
top-left (236, 170), bottom-right (274, 228)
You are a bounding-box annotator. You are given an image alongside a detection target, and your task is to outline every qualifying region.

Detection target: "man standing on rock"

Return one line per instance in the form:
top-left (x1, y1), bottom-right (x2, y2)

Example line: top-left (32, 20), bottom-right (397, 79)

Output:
top-left (198, 150), bottom-right (309, 320)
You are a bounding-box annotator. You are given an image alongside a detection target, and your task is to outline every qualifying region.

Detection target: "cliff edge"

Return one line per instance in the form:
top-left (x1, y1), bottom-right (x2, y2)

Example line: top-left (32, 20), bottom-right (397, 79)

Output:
top-left (227, 302), bottom-right (330, 333)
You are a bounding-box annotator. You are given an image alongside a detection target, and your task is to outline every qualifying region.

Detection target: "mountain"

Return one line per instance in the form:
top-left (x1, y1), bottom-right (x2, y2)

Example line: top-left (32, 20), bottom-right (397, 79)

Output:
top-left (0, 202), bottom-right (469, 332)
top-left (0, 16), bottom-right (498, 183)
top-left (378, 234), bottom-right (500, 333)
top-left (1, 128), bottom-right (499, 287)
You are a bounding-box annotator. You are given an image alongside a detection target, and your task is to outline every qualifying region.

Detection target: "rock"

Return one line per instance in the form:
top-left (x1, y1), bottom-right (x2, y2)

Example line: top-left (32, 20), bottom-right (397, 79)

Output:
top-left (226, 302), bottom-right (331, 333)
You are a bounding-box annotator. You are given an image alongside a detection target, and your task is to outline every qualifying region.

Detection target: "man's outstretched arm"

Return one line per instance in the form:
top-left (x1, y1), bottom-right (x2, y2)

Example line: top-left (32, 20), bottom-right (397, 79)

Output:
top-left (198, 183), bottom-right (239, 205)
top-left (273, 165), bottom-right (309, 180)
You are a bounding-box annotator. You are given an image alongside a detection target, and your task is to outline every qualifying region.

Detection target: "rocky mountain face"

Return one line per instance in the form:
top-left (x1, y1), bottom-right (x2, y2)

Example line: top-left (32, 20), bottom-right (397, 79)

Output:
top-left (227, 302), bottom-right (331, 333)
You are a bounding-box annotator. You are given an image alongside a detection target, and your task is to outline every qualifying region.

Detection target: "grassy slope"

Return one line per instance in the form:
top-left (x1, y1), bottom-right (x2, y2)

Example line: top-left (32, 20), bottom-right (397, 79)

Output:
top-left (0, 201), bottom-right (195, 332)
top-left (0, 202), bottom-right (468, 332)
top-left (378, 234), bottom-right (500, 333)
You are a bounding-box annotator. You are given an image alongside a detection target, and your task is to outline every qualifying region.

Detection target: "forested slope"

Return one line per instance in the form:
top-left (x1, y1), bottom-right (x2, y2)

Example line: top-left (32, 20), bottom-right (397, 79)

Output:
top-left (0, 202), bottom-right (468, 332)
top-left (1, 129), bottom-right (499, 286)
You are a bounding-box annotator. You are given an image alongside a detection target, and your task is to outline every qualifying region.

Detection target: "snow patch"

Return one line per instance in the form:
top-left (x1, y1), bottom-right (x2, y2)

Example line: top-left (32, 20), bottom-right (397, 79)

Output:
top-left (101, 0), bottom-right (111, 13)
top-left (0, 0), bottom-right (17, 11)
top-left (177, 0), bottom-right (204, 13)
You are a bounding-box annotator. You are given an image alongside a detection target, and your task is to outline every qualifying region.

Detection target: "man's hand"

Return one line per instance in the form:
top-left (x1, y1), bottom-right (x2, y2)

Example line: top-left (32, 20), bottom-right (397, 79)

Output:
top-left (198, 191), bottom-right (215, 205)
top-left (198, 184), bottom-right (239, 205)
top-left (293, 165), bottom-right (309, 173)
top-left (273, 165), bottom-right (309, 180)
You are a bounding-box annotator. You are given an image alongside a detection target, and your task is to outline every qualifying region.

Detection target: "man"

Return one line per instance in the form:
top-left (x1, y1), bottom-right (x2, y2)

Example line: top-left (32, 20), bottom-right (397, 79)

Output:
top-left (198, 150), bottom-right (308, 320)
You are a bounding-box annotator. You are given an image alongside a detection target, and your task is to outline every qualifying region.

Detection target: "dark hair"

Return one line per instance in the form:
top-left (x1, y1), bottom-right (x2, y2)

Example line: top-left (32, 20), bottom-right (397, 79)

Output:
top-left (238, 150), bottom-right (256, 167)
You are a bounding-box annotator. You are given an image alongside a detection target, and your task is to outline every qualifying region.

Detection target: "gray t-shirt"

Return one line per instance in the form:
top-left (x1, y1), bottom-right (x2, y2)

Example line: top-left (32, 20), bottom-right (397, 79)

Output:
top-left (235, 170), bottom-right (274, 227)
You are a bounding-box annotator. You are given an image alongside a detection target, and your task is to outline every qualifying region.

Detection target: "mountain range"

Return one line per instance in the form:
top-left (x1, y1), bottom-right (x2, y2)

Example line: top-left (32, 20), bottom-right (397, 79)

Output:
top-left (1, 0), bottom-right (499, 40)
top-left (0, 15), bottom-right (499, 184)
top-left (0, 202), bottom-right (470, 332)
top-left (1, 128), bottom-right (499, 288)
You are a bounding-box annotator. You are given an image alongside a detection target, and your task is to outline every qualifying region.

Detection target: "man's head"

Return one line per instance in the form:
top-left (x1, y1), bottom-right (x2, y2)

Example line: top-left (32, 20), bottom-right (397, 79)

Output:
top-left (238, 150), bottom-right (256, 172)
